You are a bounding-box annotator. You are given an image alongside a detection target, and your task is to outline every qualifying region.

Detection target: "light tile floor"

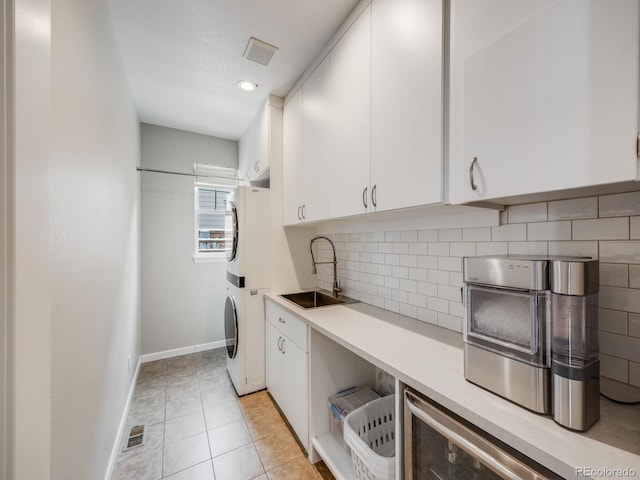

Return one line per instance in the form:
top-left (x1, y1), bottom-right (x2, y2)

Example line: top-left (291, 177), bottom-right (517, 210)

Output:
top-left (111, 348), bottom-right (335, 480)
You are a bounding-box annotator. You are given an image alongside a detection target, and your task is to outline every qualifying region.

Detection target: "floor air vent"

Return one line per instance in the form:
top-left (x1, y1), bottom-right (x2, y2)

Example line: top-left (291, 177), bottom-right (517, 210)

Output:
top-left (123, 425), bottom-right (145, 451)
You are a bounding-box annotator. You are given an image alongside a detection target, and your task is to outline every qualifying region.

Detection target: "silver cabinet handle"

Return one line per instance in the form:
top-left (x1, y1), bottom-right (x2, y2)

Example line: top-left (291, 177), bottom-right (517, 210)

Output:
top-left (405, 392), bottom-right (539, 480)
top-left (255, 162), bottom-right (259, 172)
top-left (371, 184), bottom-right (377, 207)
top-left (278, 317), bottom-right (285, 324)
top-left (297, 206), bottom-right (302, 220)
top-left (470, 157), bottom-right (479, 191)
top-left (281, 338), bottom-right (285, 354)
top-left (301, 204), bottom-right (306, 220)
top-left (277, 336), bottom-right (282, 351)
top-left (362, 187), bottom-right (368, 208)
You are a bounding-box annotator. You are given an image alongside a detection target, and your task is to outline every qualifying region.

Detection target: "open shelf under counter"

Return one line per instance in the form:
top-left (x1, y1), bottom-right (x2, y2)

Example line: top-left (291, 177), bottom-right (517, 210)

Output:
top-left (312, 432), bottom-right (355, 480)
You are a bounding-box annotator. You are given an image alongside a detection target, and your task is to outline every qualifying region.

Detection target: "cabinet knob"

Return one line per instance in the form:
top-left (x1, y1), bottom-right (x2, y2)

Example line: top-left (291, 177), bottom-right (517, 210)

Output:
top-left (279, 317), bottom-right (286, 324)
top-left (301, 205), bottom-right (306, 220)
top-left (277, 336), bottom-right (282, 351)
top-left (469, 157), bottom-right (479, 191)
top-left (281, 338), bottom-right (285, 354)
top-left (371, 185), bottom-right (377, 208)
top-left (297, 206), bottom-right (302, 220)
top-left (362, 187), bottom-right (368, 208)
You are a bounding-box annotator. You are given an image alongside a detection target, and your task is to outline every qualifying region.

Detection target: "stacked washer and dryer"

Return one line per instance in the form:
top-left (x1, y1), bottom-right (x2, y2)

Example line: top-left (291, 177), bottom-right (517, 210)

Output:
top-left (223, 186), bottom-right (270, 396)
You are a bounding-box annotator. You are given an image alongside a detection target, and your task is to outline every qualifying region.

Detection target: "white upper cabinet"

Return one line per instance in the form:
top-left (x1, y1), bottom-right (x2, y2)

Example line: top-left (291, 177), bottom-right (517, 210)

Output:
top-left (371, 0), bottom-right (444, 212)
top-left (300, 56), bottom-right (333, 223)
top-left (328, 5), bottom-right (372, 219)
top-left (239, 95), bottom-right (283, 184)
top-left (283, 88), bottom-right (304, 225)
top-left (451, 0), bottom-right (640, 203)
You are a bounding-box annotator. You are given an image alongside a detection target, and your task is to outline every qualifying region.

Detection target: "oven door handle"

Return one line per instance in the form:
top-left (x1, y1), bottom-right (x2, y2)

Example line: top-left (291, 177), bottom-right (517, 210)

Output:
top-left (405, 393), bottom-right (547, 480)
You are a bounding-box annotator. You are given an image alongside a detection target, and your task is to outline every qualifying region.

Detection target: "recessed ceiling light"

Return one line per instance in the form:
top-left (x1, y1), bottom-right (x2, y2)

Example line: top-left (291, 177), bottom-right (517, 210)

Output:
top-left (237, 80), bottom-right (257, 92)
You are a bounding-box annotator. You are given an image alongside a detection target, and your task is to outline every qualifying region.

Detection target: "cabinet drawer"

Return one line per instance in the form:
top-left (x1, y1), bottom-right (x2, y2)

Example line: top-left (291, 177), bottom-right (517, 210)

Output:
top-left (266, 300), bottom-right (308, 352)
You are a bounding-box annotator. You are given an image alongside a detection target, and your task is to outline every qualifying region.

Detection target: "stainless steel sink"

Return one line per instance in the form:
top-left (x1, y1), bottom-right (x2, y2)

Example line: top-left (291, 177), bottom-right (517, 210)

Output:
top-left (280, 290), bottom-right (358, 309)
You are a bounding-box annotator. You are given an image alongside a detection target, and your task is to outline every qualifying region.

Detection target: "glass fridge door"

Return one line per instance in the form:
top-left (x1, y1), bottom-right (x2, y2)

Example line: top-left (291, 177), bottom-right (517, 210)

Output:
top-left (404, 389), bottom-right (559, 480)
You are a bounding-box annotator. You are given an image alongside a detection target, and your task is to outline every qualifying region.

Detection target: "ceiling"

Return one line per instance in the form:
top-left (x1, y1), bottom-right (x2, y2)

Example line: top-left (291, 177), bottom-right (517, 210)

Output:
top-left (106, 0), bottom-right (360, 141)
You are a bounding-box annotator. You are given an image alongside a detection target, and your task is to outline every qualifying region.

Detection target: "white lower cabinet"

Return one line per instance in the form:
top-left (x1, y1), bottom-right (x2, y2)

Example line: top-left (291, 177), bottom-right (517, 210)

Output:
top-left (265, 301), bottom-right (309, 450)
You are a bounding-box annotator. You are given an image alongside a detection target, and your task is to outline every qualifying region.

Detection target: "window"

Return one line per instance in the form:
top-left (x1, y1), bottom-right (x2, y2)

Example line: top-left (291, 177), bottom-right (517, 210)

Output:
top-left (194, 186), bottom-right (231, 260)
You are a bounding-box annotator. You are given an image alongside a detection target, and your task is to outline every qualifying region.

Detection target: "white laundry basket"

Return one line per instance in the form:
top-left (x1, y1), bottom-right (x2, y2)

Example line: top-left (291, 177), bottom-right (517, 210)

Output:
top-left (343, 394), bottom-right (396, 480)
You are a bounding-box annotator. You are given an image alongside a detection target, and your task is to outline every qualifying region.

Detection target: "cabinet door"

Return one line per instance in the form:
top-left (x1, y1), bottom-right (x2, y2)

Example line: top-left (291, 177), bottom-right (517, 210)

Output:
top-left (265, 322), bottom-right (284, 407)
top-left (282, 337), bottom-right (308, 450)
top-left (370, 0), bottom-right (444, 212)
top-left (329, 5), bottom-right (372, 219)
top-left (301, 57), bottom-right (332, 222)
top-left (455, 0), bottom-right (639, 202)
top-left (283, 88), bottom-right (304, 225)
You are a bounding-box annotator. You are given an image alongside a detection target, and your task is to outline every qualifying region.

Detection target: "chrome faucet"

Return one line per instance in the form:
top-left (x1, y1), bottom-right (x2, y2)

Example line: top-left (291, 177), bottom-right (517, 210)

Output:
top-left (310, 236), bottom-right (342, 298)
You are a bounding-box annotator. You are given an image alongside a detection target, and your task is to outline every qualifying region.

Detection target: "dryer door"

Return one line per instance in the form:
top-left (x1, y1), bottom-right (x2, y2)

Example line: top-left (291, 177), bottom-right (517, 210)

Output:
top-left (225, 201), bottom-right (238, 263)
top-left (224, 295), bottom-right (238, 358)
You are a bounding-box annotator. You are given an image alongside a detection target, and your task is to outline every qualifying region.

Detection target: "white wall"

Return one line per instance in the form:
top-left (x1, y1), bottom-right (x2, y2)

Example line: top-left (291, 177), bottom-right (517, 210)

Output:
top-left (140, 123), bottom-right (237, 354)
top-left (13, 0), bottom-right (52, 478)
top-left (49, 0), bottom-right (141, 478)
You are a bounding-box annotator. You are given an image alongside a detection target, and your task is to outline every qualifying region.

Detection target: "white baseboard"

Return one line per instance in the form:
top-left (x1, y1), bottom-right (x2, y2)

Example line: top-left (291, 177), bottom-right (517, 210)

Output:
top-left (140, 340), bottom-right (226, 363)
top-left (104, 356), bottom-right (142, 480)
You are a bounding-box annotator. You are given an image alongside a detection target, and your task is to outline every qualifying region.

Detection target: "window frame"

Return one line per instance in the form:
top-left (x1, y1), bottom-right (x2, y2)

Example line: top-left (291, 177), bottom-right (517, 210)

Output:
top-left (193, 185), bottom-right (232, 264)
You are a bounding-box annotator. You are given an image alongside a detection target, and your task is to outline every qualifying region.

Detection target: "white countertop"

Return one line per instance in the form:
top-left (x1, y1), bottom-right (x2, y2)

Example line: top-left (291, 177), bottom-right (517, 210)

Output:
top-left (265, 292), bottom-right (640, 480)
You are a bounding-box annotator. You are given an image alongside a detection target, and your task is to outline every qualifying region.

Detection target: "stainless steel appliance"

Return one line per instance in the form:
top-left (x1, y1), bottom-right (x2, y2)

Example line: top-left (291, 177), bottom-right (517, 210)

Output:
top-left (404, 388), bottom-right (560, 480)
top-left (463, 257), bottom-right (552, 414)
top-left (550, 259), bottom-right (600, 431)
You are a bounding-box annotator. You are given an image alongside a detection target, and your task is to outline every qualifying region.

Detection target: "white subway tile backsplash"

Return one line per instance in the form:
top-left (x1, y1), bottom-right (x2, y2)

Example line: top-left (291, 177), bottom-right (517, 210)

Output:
top-left (507, 202), bottom-right (547, 223)
top-left (438, 228), bottom-right (462, 242)
top-left (508, 242), bottom-right (548, 256)
top-left (428, 242), bottom-right (449, 256)
top-left (399, 255), bottom-right (417, 268)
top-left (631, 217), bottom-right (640, 239)
top-left (629, 265), bottom-right (640, 289)
top-left (599, 264), bottom-right (629, 288)
top-left (450, 242), bottom-right (476, 257)
top-left (548, 197), bottom-right (598, 220)
top-left (492, 224), bottom-right (527, 241)
top-left (438, 256), bottom-right (462, 272)
top-left (599, 191), bottom-right (640, 217)
top-left (408, 243), bottom-right (428, 255)
top-left (428, 269), bottom-right (449, 285)
top-left (476, 242), bottom-right (508, 256)
top-left (573, 218), bottom-right (629, 240)
top-left (417, 255), bottom-right (438, 269)
top-left (527, 221), bottom-right (571, 241)
top-left (418, 229), bottom-right (438, 242)
top-left (600, 286), bottom-right (640, 314)
top-left (600, 354), bottom-right (629, 383)
top-left (417, 282), bottom-right (438, 297)
top-left (630, 362), bottom-right (640, 388)
top-left (427, 296), bottom-right (448, 314)
top-left (323, 191), bottom-right (640, 388)
top-left (463, 227), bottom-right (491, 242)
top-left (417, 308), bottom-right (437, 325)
top-left (437, 313), bottom-right (462, 333)
top-left (385, 231), bottom-right (401, 242)
top-left (548, 241), bottom-right (598, 258)
top-left (399, 278), bottom-right (417, 292)
top-left (629, 314), bottom-right (640, 338)
top-left (393, 243), bottom-right (409, 254)
top-left (600, 331), bottom-right (640, 362)
top-left (600, 308), bottom-right (628, 335)
top-left (400, 303), bottom-right (418, 319)
top-left (438, 284), bottom-right (461, 302)
top-left (599, 241), bottom-right (640, 264)
top-left (409, 268), bottom-right (428, 282)
top-left (408, 293), bottom-right (427, 308)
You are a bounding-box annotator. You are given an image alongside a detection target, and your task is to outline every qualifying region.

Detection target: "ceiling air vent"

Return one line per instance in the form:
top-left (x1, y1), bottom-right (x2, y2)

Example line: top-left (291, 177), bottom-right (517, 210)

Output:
top-left (243, 37), bottom-right (278, 66)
